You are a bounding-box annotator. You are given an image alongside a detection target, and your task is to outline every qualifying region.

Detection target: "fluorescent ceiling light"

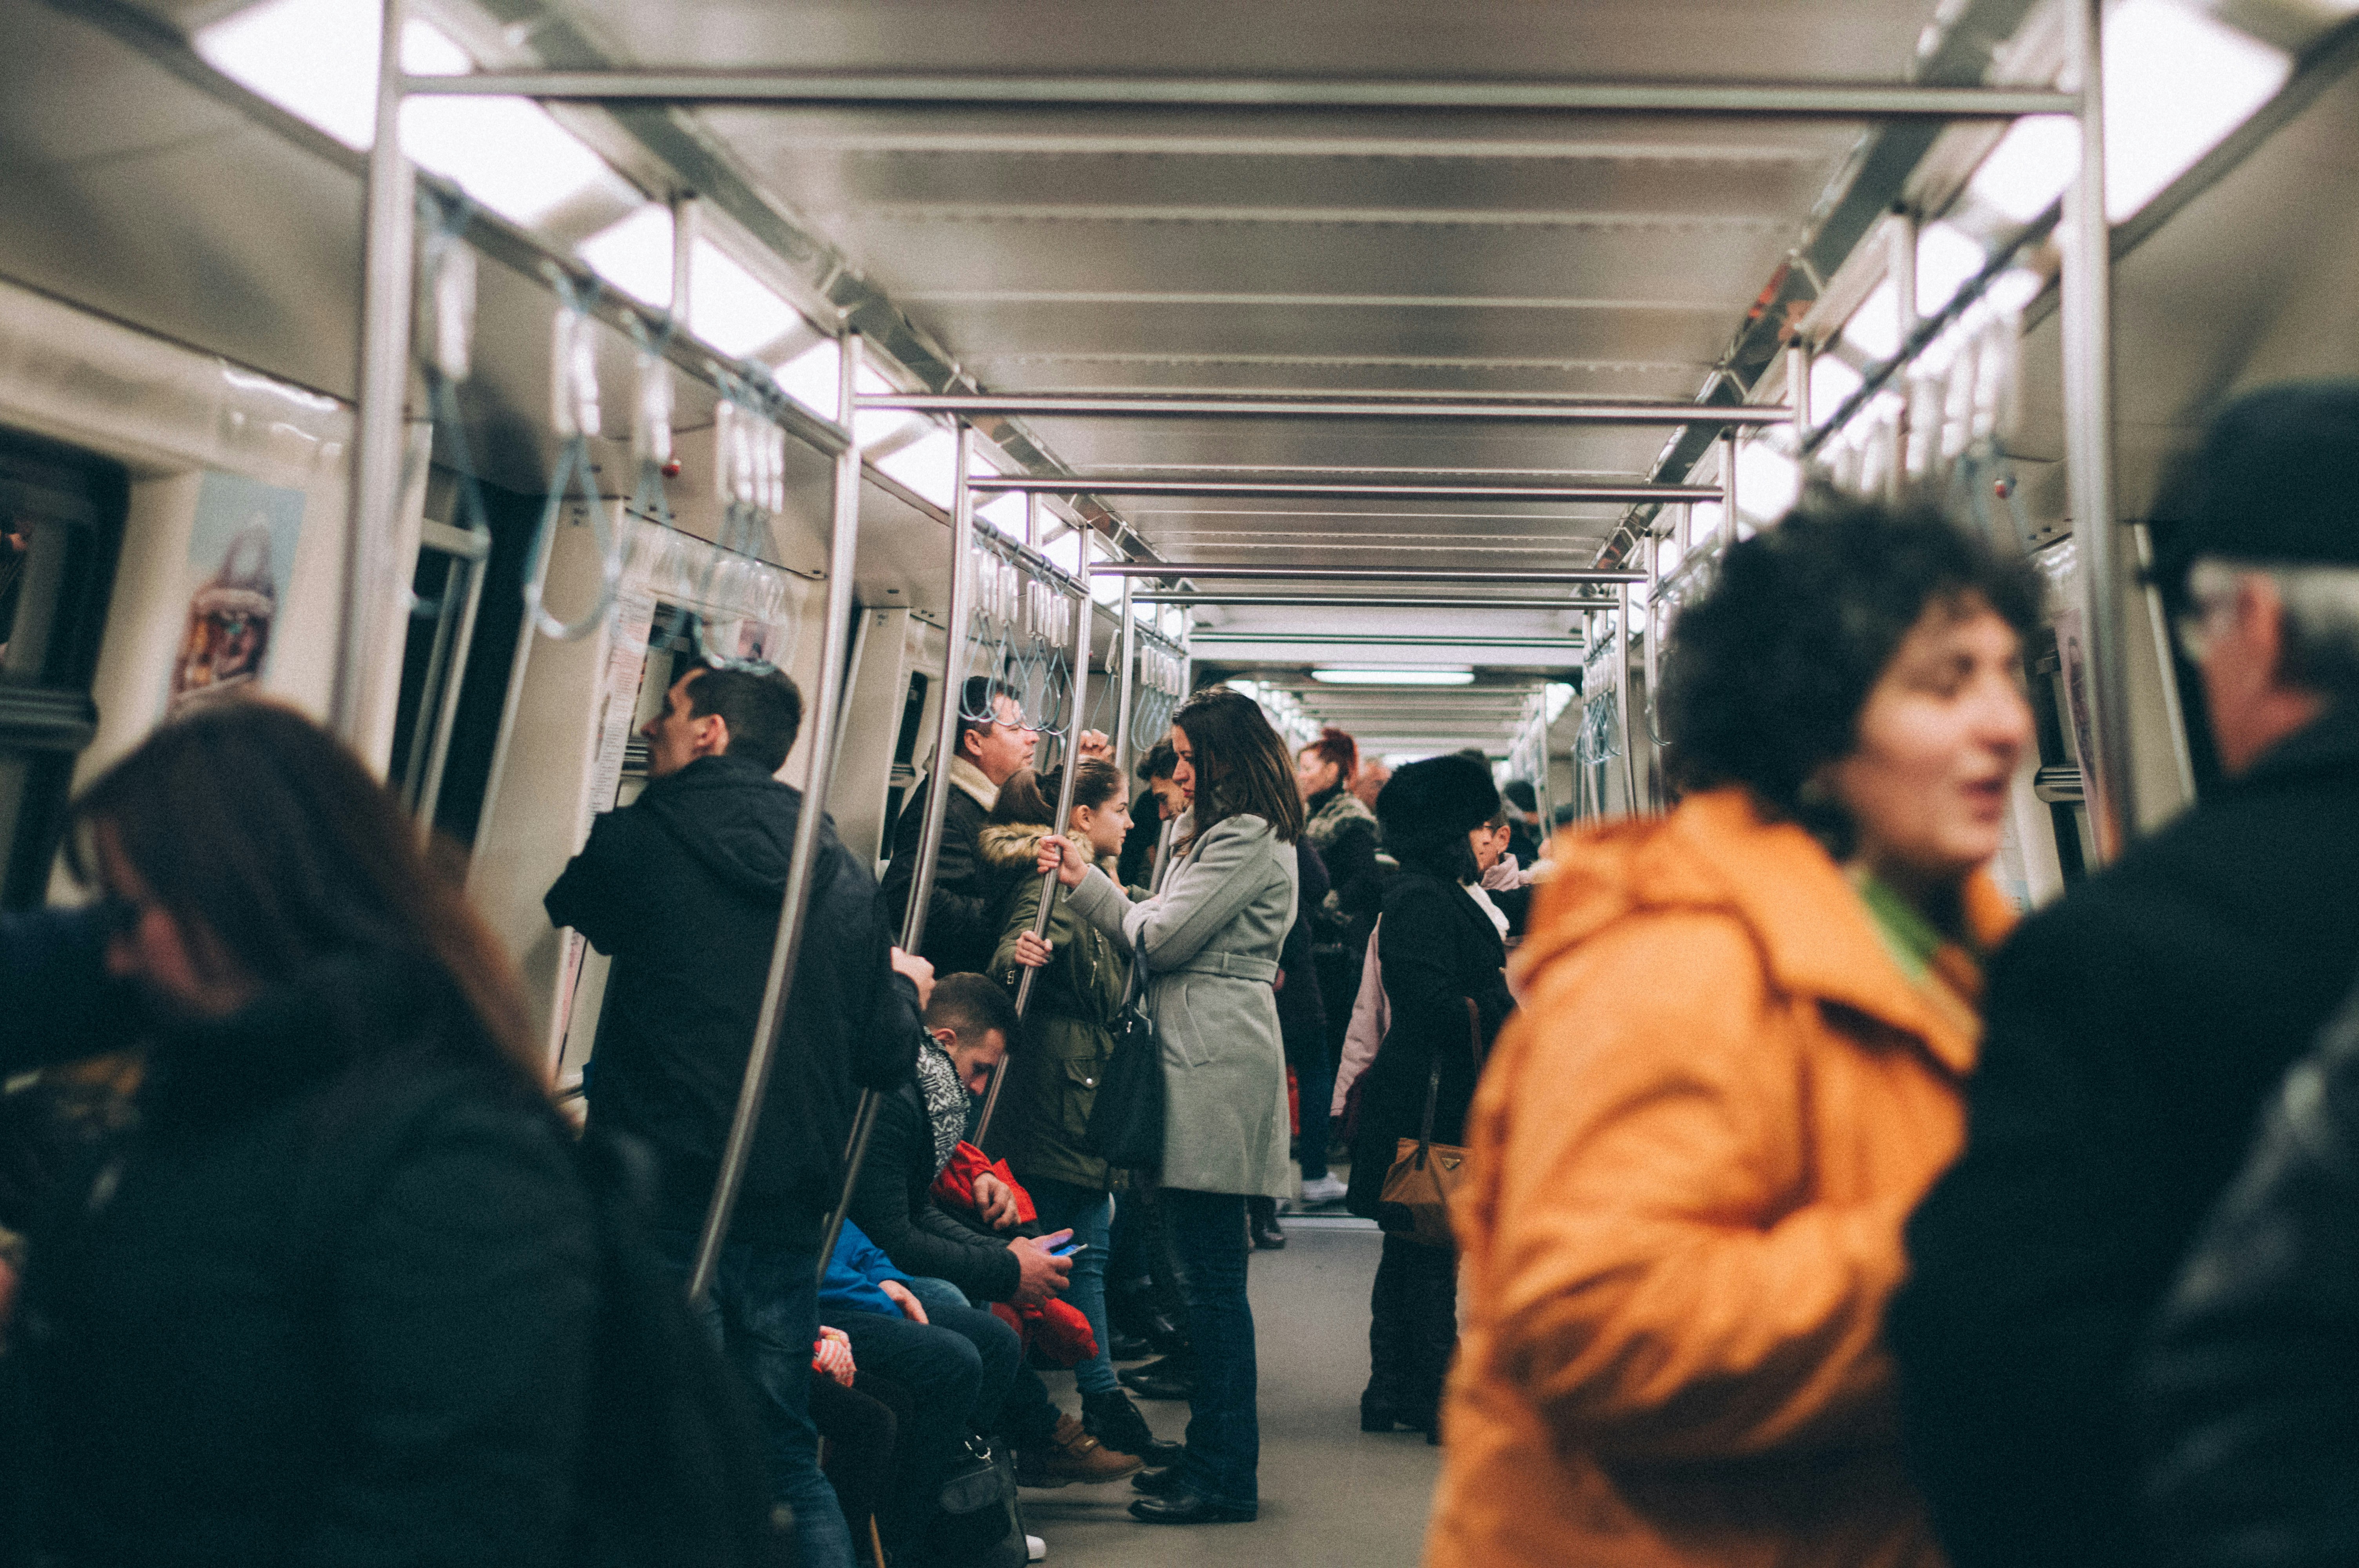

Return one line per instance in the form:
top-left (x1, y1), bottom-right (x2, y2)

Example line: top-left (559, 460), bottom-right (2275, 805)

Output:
top-left (579, 206), bottom-right (674, 309)
top-left (874, 428), bottom-right (961, 507)
top-left (2104, 0), bottom-right (2289, 220)
top-left (691, 240), bottom-right (803, 358)
top-left (1735, 441), bottom-right (1801, 522)
top-left (1841, 279), bottom-right (1903, 362)
top-left (1544, 682), bottom-right (1577, 724)
top-left (977, 490), bottom-right (1028, 539)
top-left (1916, 221), bottom-right (1987, 319)
top-left (196, 0), bottom-right (611, 224)
top-left (1311, 668), bottom-right (1475, 686)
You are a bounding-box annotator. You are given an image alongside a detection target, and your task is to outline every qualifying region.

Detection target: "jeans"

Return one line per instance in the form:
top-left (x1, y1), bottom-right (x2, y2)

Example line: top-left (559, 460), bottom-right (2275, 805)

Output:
top-left (900, 1276), bottom-right (1063, 1447)
top-left (1161, 1188), bottom-right (1259, 1510)
top-left (651, 1229), bottom-right (853, 1568)
top-left (1026, 1178), bottom-right (1118, 1396)
top-left (834, 1303), bottom-right (1014, 1554)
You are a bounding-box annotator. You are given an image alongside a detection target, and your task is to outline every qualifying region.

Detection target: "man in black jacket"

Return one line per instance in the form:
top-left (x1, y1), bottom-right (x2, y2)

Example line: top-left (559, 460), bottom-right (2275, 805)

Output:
top-left (879, 678), bottom-right (1036, 978)
top-left (1890, 382), bottom-right (2359, 1568)
top-left (545, 663), bottom-right (926, 1568)
top-left (846, 974), bottom-right (1147, 1486)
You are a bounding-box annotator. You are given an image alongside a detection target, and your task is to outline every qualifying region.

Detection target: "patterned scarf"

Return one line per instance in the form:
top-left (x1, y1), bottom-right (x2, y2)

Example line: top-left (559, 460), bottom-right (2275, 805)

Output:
top-left (913, 1036), bottom-right (966, 1178)
top-left (1853, 871), bottom-right (1987, 1048)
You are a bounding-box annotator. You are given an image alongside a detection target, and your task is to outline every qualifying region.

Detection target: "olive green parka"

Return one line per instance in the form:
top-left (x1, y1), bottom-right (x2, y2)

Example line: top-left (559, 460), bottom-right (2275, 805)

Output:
top-left (980, 822), bottom-right (1132, 1191)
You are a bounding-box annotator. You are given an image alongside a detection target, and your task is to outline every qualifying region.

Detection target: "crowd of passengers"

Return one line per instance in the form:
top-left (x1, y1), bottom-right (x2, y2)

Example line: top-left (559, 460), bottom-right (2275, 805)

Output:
top-left (0, 379), bottom-right (2356, 1568)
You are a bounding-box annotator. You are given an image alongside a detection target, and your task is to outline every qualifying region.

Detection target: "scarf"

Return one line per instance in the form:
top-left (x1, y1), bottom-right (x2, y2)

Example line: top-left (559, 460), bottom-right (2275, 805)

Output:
top-left (913, 1036), bottom-right (966, 1178)
top-left (1852, 871), bottom-right (1987, 1049)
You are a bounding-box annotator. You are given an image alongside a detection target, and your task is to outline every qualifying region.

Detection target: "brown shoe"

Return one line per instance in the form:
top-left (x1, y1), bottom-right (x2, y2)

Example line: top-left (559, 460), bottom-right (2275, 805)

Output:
top-left (1018, 1414), bottom-right (1145, 1487)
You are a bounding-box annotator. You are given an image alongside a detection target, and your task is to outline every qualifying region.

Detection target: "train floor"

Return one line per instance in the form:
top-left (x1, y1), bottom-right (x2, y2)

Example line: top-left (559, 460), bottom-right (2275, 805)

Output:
top-left (1025, 1212), bottom-right (1441, 1568)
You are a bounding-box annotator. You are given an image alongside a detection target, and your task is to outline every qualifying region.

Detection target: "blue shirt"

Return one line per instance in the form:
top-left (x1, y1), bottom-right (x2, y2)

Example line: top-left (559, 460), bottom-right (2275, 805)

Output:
top-left (820, 1218), bottom-right (916, 1317)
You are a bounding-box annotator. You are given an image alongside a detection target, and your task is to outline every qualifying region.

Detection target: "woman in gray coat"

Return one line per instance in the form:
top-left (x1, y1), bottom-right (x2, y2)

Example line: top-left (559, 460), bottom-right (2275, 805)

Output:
top-left (1038, 685), bottom-right (1303, 1526)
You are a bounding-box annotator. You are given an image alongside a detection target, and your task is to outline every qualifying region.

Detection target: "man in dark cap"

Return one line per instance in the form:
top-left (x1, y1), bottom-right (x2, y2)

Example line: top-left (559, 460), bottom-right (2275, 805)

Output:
top-left (1890, 381), bottom-right (2359, 1568)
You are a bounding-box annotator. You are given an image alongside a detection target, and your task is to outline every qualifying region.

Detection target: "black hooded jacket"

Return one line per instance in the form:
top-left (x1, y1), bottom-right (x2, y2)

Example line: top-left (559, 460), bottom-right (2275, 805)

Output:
top-left (546, 752), bottom-right (921, 1245)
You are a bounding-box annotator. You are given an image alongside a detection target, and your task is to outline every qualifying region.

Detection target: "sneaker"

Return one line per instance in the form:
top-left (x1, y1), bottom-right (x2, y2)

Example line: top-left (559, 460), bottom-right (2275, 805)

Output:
top-left (1299, 1173), bottom-right (1349, 1207)
top-left (1016, 1413), bottom-right (1144, 1487)
top-left (1082, 1389), bottom-right (1185, 1468)
top-left (1026, 1536), bottom-right (1047, 1563)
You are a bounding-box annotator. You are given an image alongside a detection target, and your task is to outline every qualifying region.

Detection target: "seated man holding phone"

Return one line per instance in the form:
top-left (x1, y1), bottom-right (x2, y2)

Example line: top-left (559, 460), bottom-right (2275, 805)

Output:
top-left (845, 975), bottom-right (1141, 1487)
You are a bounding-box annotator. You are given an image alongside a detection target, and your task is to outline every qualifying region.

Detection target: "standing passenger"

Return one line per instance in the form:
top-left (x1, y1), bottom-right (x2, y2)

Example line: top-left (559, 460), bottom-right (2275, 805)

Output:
top-left (1346, 754), bottom-right (1514, 1441)
top-left (1296, 726), bottom-right (1381, 1207)
top-left (14, 702), bottom-right (605, 1566)
top-left (1891, 382), bottom-right (2359, 1568)
top-left (1119, 740), bottom-right (1182, 891)
top-left (544, 664), bottom-right (927, 1568)
top-left (1036, 685), bottom-right (1303, 1524)
top-left (1428, 495), bottom-right (2039, 1568)
top-left (880, 678), bottom-right (1037, 979)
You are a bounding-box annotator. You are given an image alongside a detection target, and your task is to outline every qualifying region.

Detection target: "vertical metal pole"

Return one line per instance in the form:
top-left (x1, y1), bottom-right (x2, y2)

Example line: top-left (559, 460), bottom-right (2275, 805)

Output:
top-left (1720, 432), bottom-right (1738, 548)
top-left (2064, 0), bottom-right (2132, 862)
top-left (1890, 209), bottom-right (1919, 501)
top-left (978, 535), bottom-right (1094, 1144)
top-left (335, 0), bottom-right (417, 746)
top-left (1112, 575), bottom-right (1138, 776)
top-left (1642, 528), bottom-right (1661, 808)
top-left (1025, 491), bottom-right (1040, 551)
top-left (1614, 583), bottom-right (1639, 813)
top-left (900, 423), bottom-right (979, 956)
top-left (1789, 341), bottom-right (1813, 440)
top-left (693, 331), bottom-right (869, 1304)
top-left (669, 191), bottom-right (696, 325)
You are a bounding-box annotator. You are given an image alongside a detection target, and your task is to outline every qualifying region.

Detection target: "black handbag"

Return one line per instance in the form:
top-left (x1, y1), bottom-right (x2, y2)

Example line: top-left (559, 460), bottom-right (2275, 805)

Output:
top-left (1083, 989), bottom-right (1163, 1171)
top-left (929, 1437), bottom-right (1025, 1568)
top-left (1082, 824), bottom-right (1169, 1172)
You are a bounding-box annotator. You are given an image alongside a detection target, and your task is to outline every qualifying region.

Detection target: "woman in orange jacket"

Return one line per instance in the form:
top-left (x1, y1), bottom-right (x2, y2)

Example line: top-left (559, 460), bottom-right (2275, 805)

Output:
top-left (1428, 493), bottom-right (2042, 1568)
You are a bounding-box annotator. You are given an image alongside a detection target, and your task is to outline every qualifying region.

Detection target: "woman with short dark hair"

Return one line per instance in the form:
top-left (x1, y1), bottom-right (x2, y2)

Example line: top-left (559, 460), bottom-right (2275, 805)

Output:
top-left (1038, 684), bottom-right (1302, 1524)
top-left (1428, 494), bottom-right (2042, 1568)
top-left (9, 699), bottom-right (602, 1567)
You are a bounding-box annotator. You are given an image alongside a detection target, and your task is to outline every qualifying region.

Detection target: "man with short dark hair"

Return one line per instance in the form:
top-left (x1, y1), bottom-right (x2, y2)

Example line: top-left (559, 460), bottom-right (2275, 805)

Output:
top-left (1119, 740), bottom-right (1182, 890)
top-left (848, 973), bottom-right (1144, 1489)
top-left (545, 662), bottom-right (928, 1568)
top-left (1499, 778), bottom-right (1543, 868)
top-left (1890, 381), bottom-right (2359, 1568)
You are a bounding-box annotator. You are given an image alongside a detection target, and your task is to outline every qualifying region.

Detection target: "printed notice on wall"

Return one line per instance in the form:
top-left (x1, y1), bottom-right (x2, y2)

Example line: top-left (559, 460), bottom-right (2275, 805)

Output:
top-left (168, 472), bottom-right (304, 715)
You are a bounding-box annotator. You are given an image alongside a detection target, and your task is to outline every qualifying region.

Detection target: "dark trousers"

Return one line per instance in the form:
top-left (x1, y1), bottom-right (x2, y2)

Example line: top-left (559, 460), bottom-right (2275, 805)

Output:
top-left (651, 1230), bottom-right (852, 1568)
top-left (1293, 1045), bottom-right (1336, 1181)
top-left (811, 1371), bottom-right (908, 1549)
top-left (835, 1300), bottom-right (1016, 1553)
top-left (1366, 1232), bottom-right (1458, 1419)
top-left (1161, 1188), bottom-right (1259, 1510)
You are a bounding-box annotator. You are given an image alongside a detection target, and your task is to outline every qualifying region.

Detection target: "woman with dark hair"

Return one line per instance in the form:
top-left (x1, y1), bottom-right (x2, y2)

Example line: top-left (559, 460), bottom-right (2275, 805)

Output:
top-left (1294, 726), bottom-right (1380, 1205)
top-left (1345, 753), bottom-right (1515, 1441)
top-left (1427, 493), bottom-right (2041, 1568)
top-left (1037, 684), bottom-right (1303, 1525)
top-left (5, 699), bottom-right (601, 1566)
top-left (984, 758), bottom-right (1178, 1467)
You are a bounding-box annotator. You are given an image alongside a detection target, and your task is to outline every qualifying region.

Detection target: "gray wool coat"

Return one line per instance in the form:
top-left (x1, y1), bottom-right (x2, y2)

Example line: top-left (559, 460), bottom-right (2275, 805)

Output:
top-left (1067, 811), bottom-right (1298, 1199)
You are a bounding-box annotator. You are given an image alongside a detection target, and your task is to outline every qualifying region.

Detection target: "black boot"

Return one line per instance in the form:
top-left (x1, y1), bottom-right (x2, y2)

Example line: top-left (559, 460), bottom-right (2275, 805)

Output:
top-left (1361, 1234), bottom-right (1421, 1432)
top-left (1404, 1241), bottom-right (1461, 1439)
top-left (1082, 1388), bottom-right (1184, 1468)
top-left (1247, 1195), bottom-right (1286, 1250)
top-left (1118, 1352), bottom-right (1196, 1401)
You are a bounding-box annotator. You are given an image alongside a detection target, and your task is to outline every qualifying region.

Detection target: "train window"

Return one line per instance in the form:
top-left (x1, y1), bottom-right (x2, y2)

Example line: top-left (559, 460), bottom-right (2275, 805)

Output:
top-left (0, 430), bottom-right (126, 907)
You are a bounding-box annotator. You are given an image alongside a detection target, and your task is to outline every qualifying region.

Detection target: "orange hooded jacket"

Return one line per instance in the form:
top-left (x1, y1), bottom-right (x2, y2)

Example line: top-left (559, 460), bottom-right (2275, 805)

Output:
top-left (1426, 789), bottom-right (2014, 1568)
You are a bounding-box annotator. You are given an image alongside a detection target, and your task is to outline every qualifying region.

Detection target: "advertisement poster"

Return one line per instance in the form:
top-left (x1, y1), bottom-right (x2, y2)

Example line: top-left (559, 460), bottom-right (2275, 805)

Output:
top-left (169, 471), bottom-right (304, 714)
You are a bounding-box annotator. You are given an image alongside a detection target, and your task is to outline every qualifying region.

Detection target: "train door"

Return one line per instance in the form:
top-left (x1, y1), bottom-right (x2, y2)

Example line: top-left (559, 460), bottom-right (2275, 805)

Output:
top-left (0, 429), bottom-right (125, 907)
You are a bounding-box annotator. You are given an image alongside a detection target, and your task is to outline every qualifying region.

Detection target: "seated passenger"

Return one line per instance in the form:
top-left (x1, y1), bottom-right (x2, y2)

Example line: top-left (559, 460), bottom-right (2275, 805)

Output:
top-left (7, 701), bottom-right (603, 1566)
top-left (1427, 494), bottom-right (2039, 1568)
top-left (1892, 382), bottom-right (2359, 1568)
top-left (845, 974), bottom-right (1140, 1488)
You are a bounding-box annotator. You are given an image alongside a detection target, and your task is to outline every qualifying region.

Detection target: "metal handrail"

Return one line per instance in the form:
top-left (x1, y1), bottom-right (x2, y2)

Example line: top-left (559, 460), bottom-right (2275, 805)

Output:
top-left (856, 392), bottom-right (1797, 424)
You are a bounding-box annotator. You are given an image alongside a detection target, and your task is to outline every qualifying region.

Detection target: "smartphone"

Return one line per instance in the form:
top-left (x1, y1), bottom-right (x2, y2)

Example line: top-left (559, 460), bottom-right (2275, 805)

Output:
top-left (1049, 1240), bottom-right (1088, 1259)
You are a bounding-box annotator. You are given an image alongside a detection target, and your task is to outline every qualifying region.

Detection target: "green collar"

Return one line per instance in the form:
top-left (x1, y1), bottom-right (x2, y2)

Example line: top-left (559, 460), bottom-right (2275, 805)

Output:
top-left (1850, 869), bottom-right (1952, 982)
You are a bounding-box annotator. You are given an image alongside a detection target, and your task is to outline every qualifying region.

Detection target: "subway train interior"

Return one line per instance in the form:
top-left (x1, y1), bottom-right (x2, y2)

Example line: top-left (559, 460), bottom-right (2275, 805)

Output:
top-left (5, 0), bottom-right (2358, 1561)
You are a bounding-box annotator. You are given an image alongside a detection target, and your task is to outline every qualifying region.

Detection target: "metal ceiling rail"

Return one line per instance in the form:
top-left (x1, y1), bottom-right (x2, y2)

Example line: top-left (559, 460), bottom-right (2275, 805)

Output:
top-left (1138, 595), bottom-right (1618, 609)
top-left (400, 71), bottom-right (2076, 120)
top-left (858, 393), bottom-right (1796, 425)
top-left (1096, 564), bottom-right (1645, 583)
top-left (1197, 633), bottom-right (1584, 647)
top-left (971, 477), bottom-right (1721, 503)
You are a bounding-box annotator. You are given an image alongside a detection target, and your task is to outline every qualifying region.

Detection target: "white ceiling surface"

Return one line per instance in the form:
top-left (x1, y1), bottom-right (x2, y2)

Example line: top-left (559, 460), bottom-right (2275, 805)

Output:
top-left (524, 0), bottom-right (1940, 749)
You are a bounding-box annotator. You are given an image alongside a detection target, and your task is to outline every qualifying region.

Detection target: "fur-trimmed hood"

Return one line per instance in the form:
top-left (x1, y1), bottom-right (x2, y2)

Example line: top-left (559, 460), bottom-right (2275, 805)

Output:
top-left (976, 821), bottom-right (1111, 876)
